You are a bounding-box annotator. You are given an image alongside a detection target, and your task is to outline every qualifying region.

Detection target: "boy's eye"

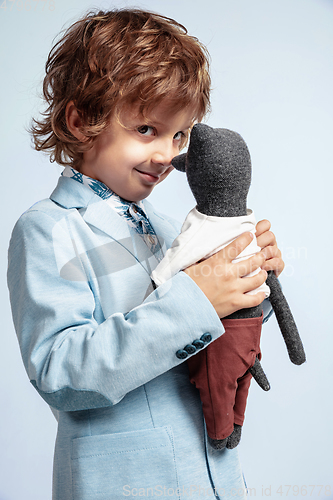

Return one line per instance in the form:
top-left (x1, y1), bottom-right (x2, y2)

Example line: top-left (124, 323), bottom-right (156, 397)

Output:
top-left (173, 131), bottom-right (185, 141)
top-left (137, 125), bottom-right (155, 136)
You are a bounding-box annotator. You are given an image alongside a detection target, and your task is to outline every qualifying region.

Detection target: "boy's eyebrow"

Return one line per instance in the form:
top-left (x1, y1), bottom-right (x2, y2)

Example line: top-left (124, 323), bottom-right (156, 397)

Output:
top-left (143, 118), bottom-right (193, 130)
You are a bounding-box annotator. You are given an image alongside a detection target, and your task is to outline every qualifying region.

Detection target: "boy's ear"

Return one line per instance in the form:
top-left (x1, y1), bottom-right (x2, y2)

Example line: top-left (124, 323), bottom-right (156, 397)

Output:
top-left (171, 153), bottom-right (186, 172)
top-left (65, 101), bottom-right (88, 142)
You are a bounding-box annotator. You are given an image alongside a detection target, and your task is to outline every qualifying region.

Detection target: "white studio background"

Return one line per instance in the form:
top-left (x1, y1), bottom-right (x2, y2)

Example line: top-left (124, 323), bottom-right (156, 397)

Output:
top-left (1, 0), bottom-right (332, 498)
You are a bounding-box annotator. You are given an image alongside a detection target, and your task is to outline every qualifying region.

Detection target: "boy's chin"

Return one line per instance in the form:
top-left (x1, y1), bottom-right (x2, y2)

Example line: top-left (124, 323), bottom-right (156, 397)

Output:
top-left (122, 187), bottom-right (154, 203)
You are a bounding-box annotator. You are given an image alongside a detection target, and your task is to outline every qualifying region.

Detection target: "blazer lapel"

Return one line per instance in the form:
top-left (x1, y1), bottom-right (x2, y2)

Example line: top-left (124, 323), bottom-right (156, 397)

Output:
top-left (49, 176), bottom-right (178, 276)
top-left (82, 202), bottom-right (157, 276)
top-left (50, 175), bottom-right (130, 237)
top-left (143, 199), bottom-right (180, 251)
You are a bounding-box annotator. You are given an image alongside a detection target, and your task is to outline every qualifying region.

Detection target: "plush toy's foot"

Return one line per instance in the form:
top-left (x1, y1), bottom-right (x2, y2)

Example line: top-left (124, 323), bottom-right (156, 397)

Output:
top-left (207, 435), bottom-right (228, 450)
top-left (226, 424), bottom-right (242, 449)
top-left (207, 424), bottom-right (243, 450)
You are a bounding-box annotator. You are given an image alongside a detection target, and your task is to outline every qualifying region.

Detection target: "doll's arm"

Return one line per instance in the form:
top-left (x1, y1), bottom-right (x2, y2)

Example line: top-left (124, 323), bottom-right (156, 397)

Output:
top-left (266, 271), bottom-right (306, 365)
top-left (255, 220), bottom-right (305, 364)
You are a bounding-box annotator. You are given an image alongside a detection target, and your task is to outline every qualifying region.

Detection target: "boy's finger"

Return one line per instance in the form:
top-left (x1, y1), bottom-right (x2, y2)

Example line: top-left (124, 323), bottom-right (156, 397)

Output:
top-left (255, 219), bottom-right (271, 237)
top-left (234, 252), bottom-right (266, 278)
top-left (256, 231), bottom-right (276, 249)
top-left (261, 257), bottom-right (285, 277)
top-left (241, 269), bottom-right (267, 293)
top-left (241, 291), bottom-right (267, 309)
top-left (221, 232), bottom-right (254, 262)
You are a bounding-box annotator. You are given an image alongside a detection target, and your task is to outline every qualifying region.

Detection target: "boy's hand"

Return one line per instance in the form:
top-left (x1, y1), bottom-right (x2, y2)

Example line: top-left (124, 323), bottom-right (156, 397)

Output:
top-left (183, 232), bottom-right (267, 319)
top-left (255, 219), bottom-right (285, 277)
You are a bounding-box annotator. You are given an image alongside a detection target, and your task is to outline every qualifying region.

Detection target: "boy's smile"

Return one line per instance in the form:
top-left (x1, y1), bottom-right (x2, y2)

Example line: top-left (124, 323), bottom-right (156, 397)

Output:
top-left (79, 102), bottom-right (194, 202)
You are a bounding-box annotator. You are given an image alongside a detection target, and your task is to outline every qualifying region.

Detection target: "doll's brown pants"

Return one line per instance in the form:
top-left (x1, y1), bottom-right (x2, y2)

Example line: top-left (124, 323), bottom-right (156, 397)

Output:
top-left (187, 314), bottom-right (263, 441)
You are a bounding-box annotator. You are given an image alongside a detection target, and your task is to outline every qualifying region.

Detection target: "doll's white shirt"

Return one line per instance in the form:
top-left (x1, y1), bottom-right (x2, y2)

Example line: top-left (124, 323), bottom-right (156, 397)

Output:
top-left (151, 207), bottom-right (270, 298)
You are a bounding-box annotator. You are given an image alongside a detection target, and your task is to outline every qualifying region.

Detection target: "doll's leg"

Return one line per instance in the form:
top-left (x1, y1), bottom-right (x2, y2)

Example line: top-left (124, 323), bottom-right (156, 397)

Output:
top-left (226, 319), bottom-right (264, 449)
top-left (210, 367), bottom-right (254, 450)
top-left (225, 370), bottom-right (253, 449)
top-left (187, 338), bottom-right (235, 442)
top-left (187, 314), bottom-right (263, 448)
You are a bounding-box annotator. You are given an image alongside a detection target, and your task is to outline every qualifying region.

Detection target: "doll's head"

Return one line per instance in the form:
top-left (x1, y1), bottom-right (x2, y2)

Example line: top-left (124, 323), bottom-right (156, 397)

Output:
top-left (30, 8), bottom-right (211, 168)
top-left (172, 123), bottom-right (252, 217)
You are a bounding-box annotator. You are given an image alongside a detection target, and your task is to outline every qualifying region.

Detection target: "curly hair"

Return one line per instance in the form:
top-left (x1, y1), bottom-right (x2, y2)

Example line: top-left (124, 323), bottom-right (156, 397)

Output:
top-left (30, 8), bottom-right (211, 167)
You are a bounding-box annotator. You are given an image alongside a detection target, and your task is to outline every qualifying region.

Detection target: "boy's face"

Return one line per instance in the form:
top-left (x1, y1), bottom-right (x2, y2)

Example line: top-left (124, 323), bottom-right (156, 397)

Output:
top-left (80, 102), bottom-right (194, 202)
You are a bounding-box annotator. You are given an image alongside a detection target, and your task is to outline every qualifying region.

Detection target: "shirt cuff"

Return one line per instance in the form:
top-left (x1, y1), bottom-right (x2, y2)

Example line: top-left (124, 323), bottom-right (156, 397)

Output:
top-left (262, 297), bottom-right (274, 323)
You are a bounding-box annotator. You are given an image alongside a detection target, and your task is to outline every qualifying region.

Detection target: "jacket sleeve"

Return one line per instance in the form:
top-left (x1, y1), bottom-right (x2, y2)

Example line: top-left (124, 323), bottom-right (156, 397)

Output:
top-left (7, 209), bottom-right (224, 412)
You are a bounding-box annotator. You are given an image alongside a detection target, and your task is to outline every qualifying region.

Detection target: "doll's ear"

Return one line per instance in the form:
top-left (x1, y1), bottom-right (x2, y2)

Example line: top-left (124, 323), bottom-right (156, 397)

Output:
top-left (171, 153), bottom-right (186, 172)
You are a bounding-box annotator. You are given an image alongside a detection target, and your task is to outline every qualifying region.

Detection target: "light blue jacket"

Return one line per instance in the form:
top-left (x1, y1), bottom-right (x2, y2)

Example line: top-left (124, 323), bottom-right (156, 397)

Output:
top-left (7, 176), bottom-right (268, 499)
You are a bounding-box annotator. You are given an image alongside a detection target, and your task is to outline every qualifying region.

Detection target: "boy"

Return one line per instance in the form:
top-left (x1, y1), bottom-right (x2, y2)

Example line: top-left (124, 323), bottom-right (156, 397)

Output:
top-left (7, 8), bottom-right (283, 499)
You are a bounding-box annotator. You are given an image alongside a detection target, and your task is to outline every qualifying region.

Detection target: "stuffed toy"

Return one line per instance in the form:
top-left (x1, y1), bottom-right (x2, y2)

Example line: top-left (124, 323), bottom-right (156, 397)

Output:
top-left (151, 123), bottom-right (306, 450)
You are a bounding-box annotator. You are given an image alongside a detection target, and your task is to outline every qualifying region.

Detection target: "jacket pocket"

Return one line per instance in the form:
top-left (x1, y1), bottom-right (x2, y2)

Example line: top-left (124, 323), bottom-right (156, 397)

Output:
top-left (71, 426), bottom-right (179, 499)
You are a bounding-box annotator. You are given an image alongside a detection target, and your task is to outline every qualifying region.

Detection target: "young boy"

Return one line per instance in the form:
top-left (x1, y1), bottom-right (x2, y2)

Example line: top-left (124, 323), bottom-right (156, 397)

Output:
top-left (7, 8), bottom-right (283, 499)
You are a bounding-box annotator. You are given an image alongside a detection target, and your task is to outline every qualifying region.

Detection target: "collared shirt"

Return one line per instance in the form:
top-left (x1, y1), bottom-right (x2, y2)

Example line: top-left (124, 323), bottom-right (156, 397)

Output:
top-left (62, 166), bottom-right (163, 260)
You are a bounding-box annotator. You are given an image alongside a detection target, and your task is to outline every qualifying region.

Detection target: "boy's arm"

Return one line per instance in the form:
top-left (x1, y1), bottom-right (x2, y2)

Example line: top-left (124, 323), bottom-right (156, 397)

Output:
top-left (7, 210), bottom-right (224, 412)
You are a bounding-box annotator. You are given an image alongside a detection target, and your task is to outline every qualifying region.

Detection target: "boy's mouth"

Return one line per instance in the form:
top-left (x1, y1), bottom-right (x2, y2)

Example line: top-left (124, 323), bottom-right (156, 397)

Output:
top-left (135, 169), bottom-right (160, 183)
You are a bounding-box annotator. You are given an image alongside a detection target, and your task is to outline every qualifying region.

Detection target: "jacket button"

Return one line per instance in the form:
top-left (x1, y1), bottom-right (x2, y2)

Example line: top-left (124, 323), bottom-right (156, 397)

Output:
top-left (176, 349), bottom-right (188, 360)
top-left (200, 333), bottom-right (212, 343)
top-left (192, 339), bottom-right (205, 349)
top-left (184, 344), bottom-right (196, 355)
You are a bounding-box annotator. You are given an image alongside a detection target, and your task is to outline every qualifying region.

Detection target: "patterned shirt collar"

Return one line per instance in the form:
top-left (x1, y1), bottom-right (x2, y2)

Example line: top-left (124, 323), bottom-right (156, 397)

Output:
top-left (62, 166), bottom-right (163, 261)
top-left (62, 166), bottom-right (145, 217)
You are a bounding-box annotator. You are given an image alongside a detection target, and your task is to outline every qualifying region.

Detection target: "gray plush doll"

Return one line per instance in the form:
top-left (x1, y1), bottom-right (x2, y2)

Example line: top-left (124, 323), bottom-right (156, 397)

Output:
top-left (152, 123), bottom-right (306, 450)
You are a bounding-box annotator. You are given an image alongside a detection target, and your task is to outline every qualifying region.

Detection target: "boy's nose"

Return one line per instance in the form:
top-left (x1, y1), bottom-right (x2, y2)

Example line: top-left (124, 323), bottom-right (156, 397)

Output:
top-left (151, 140), bottom-right (178, 167)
